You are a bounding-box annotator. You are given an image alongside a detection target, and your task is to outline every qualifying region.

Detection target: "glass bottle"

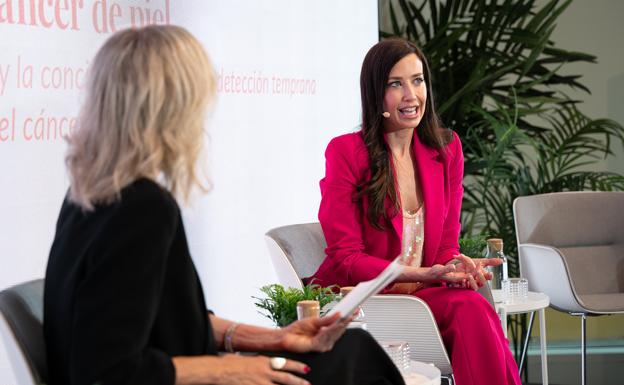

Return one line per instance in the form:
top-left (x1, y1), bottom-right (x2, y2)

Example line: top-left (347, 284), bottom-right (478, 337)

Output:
top-left (486, 238), bottom-right (508, 290)
top-left (339, 287), bottom-right (367, 330)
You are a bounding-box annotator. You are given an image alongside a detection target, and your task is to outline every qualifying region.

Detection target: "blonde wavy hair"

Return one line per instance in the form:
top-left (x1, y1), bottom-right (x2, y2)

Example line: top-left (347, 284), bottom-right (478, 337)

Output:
top-left (66, 25), bottom-right (215, 210)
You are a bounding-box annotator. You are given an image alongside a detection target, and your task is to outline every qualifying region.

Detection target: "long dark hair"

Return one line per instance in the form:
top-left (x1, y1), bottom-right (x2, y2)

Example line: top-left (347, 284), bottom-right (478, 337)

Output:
top-left (358, 38), bottom-right (451, 229)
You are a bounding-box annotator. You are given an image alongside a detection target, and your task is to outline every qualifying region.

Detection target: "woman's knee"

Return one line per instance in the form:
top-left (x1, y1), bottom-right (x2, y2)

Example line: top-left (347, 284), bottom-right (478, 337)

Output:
top-left (330, 328), bottom-right (389, 358)
top-left (448, 289), bottom-right (491, 307)
top-left (441, 289), bottom-right (497, 324)
top-left (336, 328), bottom-right (377, 349)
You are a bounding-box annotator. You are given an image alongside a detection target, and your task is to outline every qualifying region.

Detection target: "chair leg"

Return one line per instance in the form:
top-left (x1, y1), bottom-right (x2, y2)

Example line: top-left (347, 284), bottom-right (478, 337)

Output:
top-left (519, 311), bottom-right (536, 377)
top-left (570, 312), bottom-right (588, 385)
top-left (581, 313), bottom-right (587, 385)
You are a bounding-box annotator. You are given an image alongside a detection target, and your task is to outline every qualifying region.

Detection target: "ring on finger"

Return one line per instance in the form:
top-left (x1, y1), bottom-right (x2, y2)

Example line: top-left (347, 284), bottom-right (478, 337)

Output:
top-left (270, 357), bottom-right (287, 370)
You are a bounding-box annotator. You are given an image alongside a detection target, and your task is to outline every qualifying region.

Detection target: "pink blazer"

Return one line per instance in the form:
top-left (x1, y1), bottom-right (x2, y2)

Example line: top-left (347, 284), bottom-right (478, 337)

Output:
top-left (308, 130), bottom-right (464, 287)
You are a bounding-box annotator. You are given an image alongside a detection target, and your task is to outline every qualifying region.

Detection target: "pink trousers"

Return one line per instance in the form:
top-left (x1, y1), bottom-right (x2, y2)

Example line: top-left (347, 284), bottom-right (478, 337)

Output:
top-left (415, 287), bottom-right (522, 385)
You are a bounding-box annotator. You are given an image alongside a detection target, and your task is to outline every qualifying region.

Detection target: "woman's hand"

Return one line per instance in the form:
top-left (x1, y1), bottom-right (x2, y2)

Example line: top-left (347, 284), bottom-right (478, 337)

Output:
top-left (173, 354), bottom-right (311, 385)
top-left (447, 254), bottom-right (502, 290)
top-left (400, 263), bottom-right (470, 285)
top-left (218, 354), bottom-right (310, 385)
top-left (278, 312), bottom-right (351, 353)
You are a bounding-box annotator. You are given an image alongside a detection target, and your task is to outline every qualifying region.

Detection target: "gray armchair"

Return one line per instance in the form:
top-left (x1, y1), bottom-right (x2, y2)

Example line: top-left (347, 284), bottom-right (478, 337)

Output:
top-left (0, 279), bottom-right (46, 385)
top-left (513, 192), bottom-right (624, 385)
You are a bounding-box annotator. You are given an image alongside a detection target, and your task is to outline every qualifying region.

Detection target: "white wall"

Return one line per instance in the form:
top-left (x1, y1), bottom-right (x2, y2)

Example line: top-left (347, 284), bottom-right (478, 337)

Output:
top-left (0, 1), bottom-right (378, 382)
top-left (538, 0), bottom-right (624, 175)
top-left (174, 0), bottom-right (378, 324)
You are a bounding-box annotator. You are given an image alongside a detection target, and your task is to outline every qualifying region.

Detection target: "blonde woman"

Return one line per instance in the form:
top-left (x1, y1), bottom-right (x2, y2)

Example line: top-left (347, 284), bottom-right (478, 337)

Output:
top-left (43, 26), bottom-right (405, 385)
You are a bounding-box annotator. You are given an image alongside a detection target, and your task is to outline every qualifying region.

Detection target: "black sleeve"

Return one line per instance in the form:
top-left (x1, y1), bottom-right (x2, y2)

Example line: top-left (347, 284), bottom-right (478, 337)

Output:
top-left (69, 184), bottom-right (179, 385)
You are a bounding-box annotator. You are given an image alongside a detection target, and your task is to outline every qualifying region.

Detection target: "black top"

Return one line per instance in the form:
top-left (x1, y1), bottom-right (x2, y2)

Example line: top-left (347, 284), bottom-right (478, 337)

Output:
top-left (44, 179), bottom-right (216, 385)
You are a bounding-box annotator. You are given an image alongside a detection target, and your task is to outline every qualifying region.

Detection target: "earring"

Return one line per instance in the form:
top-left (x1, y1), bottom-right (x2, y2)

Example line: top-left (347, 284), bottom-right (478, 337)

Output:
top-left (382, 112), bottom-right (390, 118)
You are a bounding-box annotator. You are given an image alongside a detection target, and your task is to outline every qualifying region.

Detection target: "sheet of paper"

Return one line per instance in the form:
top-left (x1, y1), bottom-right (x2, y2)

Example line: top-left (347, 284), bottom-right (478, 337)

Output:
top-left (327, 257), bottom-right (404, 319)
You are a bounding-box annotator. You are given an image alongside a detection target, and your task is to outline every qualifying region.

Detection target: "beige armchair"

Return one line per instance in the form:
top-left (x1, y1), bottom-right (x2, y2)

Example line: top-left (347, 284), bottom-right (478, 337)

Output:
top-left (513, 191), bottom-right (624, 385)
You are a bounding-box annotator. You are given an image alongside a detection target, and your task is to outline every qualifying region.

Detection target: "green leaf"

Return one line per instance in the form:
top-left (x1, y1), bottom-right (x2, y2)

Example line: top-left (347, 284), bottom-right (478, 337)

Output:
top-left (459, 235), bottom-right (488, 258)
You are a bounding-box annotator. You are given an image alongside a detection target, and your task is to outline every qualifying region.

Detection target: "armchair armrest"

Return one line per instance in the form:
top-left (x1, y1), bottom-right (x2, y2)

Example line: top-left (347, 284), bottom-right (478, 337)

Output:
top-left (361, 294), bottom-right (452, 375)
top-left (518, 243), bottom-right (585, 313)
top-left (477, 283), bottom-right (495, 308)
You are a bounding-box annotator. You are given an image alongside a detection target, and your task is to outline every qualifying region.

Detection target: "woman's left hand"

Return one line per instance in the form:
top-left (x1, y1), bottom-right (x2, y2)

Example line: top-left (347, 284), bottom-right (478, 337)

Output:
top-left (279, 312), bottom-right (352, 353)
top-left (448, 254), bottom-right (502, 290)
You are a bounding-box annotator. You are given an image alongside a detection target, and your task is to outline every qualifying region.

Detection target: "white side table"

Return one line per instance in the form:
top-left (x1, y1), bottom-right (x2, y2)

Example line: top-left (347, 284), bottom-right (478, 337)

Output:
top-left (493, 290), bottom-right (550, 385)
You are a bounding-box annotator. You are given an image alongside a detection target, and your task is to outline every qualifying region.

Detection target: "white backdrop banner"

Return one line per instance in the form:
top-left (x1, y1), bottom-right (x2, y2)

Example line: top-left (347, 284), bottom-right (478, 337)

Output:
top-left (0, 0), bottom-right (377, 358)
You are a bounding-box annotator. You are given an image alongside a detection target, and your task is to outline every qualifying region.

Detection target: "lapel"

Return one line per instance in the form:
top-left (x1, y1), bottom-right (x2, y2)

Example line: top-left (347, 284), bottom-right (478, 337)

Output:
top-left (389, 156), bottom-right (403, 239)
top-left (414, 134), bottom-right (444, 266)
top-left (387, 132), bottom-right (444, 265)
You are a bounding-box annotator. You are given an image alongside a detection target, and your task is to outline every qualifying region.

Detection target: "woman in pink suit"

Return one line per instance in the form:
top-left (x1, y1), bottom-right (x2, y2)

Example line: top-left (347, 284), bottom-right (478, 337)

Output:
top-left (307, 38), bottom-right (521, 385)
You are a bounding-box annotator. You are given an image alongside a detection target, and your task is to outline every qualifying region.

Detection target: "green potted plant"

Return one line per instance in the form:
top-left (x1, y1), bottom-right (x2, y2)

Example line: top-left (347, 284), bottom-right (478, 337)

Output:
top-left (458, 234), bottom-right (487, 259)
top-left (253, 283), bottom-right (338, 327)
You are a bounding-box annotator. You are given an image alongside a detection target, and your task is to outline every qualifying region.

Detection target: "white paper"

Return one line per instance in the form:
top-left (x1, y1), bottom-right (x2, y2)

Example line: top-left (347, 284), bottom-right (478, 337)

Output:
top-left (327, 257), bottom-right (404, 319)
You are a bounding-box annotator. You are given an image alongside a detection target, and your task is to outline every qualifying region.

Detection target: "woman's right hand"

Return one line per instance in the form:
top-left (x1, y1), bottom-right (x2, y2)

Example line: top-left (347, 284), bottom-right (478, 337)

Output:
top-left (173, 354), bottom-right (310, 385)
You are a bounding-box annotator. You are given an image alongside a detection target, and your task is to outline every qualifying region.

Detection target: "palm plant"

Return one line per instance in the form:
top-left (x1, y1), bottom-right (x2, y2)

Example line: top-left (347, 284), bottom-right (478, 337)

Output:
top-left (381, 1), bottom-right (624, 374)
top-left (381, 0), bottom-right (624, 278)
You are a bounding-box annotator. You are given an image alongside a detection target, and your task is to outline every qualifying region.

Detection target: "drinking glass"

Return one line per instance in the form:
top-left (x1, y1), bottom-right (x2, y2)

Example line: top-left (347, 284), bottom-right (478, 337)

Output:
top-left (502, 278), bottom-right (528, 303)
top-left (380, 340), bottom-right (410, 372)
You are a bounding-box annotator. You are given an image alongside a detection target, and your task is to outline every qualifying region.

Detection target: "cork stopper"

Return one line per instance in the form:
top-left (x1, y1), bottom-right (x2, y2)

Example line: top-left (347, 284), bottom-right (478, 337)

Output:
top-left (340, 286), bottom-right (355, 296)
top-left (296, 300), bottom-right (320, 320)
top-left (487, 238), bottom-right (503, 252)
